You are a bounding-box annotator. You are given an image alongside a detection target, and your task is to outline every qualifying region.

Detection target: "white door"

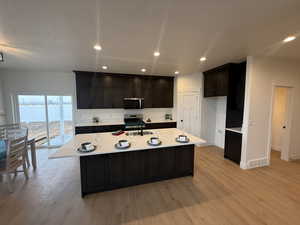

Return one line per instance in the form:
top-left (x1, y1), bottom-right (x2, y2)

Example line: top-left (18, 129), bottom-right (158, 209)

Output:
top-left (270, 86), bottom-right (293, 161)
top-left (177, 93), bottom-right (201, 137)
top-left (280, 87), bottom-right (293, 161)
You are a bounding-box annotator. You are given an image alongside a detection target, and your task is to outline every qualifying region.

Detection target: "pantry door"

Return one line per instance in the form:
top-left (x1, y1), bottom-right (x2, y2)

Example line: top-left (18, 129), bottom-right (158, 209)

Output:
top-left (177, 92), bottom-right (201, 137)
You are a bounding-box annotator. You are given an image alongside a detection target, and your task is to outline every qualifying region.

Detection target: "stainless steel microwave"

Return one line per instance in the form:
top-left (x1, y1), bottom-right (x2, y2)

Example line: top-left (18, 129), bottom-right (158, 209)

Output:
top-left (123, 98), bottom-right (144, 109)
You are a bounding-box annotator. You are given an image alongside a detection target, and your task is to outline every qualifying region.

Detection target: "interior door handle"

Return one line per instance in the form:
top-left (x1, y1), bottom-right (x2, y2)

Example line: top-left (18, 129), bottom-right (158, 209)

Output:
top-left (181, 120), bottom-right (183, 122)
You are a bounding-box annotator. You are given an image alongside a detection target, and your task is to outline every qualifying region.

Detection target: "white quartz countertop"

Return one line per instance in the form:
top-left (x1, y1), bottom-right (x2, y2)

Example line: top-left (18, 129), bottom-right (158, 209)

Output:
top-left (225, 127), bottom-right (243, 134)
top-left (75, 119), bottom-right (176, 127)
top-left (50, 128), bottom-right (205, 159)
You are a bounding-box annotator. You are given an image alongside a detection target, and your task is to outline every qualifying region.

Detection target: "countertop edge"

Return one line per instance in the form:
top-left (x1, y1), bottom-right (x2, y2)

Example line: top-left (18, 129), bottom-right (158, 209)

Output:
top-left (49, 141), bottom-right (205, 159)
top-left (75, 120), bottom-right (177, 127)
top-left (225, 127), bottom-right (243, 134)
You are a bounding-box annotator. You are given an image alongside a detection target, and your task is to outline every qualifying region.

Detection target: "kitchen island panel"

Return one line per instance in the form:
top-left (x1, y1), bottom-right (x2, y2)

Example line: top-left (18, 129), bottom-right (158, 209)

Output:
top-left (80, 144), bottom-right (195, 197)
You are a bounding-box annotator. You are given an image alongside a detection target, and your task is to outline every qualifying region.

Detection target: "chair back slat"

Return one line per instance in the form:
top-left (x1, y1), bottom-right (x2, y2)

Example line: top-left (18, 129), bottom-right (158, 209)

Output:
top-left (4, 128), bottom-right (28, 172)
top-left (0, 124), bottom-right (21, 130)
top-left (0, 124), bottom-right (22, 140)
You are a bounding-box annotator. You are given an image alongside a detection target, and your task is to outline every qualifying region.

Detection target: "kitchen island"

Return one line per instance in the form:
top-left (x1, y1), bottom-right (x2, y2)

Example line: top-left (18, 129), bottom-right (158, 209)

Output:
top-left (51, 128), bottom-right (205, 197)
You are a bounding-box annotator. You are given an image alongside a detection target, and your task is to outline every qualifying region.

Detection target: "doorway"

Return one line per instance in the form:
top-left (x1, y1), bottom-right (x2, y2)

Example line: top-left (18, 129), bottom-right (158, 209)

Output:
top-left (270, 86), bottom-right (293, 161)
top-left (17, 95), bottom-right (73, 148)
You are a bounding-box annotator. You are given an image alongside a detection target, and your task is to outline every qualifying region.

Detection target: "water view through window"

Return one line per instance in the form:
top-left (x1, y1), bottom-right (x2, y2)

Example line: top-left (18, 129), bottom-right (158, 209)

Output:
top-left (18, 95), bottom-right (73, 147)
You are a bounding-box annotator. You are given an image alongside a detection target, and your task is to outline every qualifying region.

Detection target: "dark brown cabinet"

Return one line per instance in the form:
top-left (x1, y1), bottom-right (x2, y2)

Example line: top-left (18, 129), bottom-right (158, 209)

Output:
top-left (80, 145), bottom-right (195, 196)
top-left (75, 122), bottom-right (177, 135)
top-left (203, 64), bottom-right (230, 97)
top-left (224, 130), bottom-right (242, 165)
top-left (75, 71), bottom-right (174, 109)
top-left (226, 62), bottom-right (246, 128)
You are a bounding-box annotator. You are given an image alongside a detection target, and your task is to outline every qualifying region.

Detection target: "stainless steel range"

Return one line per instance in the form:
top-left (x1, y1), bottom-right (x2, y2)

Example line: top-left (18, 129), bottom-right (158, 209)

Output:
top-left (124, 114), bottom-right (147, 136)
top-left (124, 114), bottom-right (145, 130)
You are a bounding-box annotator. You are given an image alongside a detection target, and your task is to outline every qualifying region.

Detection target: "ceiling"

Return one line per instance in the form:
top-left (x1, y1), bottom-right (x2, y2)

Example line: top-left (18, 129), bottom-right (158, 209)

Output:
top-left (0, 0), bottom-right (300, 75)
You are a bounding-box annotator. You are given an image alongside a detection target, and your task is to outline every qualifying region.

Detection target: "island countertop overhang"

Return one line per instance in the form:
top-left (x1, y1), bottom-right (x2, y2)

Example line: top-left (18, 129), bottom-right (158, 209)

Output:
top-left (50, 128), bottom-right (206, 159)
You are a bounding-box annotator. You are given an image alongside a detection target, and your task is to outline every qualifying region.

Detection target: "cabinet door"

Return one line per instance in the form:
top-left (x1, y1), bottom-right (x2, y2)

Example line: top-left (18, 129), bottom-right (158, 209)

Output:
top-left (132, 76), bottom-right (143, 98)
top-left (203, 72), bottom-right (217, 97)
top-left (226, 62), bottom-right (246, 128)
top-left (82, 155), bottom-right (108, 192)
top-left (108, 151), bottom-right (146, 188)
top-left (215, 70), bottom-right (229, 96)
top-left (151, 77), bottom-right (174, 108)
top-left (141, 77), bottom-right (153, 108)
top-left (76, 73), bottom-right (105, 109)
top-left (108, 153), bottom-right (126, 189)
top-left (159, 148), bottom-right (176, 179)
top-left (145, 122), bottom-right (177, 129)
top-left (125, 151), bottom-right (146, 185)
top-left (224, 131), bottom-right (242, 164)
top-left (203, 64), bottom-right (229, 97)
top-left (175, 146), bottom-right (194, 176)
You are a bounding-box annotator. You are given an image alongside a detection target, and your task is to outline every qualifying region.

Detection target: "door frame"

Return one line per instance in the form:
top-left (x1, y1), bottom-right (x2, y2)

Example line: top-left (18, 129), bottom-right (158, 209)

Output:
top-left (267, 84), bottom-right (294, 161)
top-left (12, 92), bottom-right (75, 148)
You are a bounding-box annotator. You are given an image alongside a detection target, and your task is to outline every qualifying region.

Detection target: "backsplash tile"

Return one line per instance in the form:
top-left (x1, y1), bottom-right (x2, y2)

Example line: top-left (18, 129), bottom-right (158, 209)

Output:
top-left (75, 108), bottom-right (175, 124)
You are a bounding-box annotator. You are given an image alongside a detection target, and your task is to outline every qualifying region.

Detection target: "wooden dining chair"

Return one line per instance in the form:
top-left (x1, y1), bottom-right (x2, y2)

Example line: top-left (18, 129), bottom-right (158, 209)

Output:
top-left (0, 129), bottom-right (29, 192)
top-left (0, 124), bottom-right (31, 168)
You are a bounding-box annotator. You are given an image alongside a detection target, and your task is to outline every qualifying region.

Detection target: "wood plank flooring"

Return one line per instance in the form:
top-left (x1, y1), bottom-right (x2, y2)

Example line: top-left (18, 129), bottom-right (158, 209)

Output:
top-left (0, 147), bottom-right (300, 225)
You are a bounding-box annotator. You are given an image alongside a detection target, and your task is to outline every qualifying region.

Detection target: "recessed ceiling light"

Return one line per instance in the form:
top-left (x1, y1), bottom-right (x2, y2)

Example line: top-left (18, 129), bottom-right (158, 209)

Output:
top-left (283, 36), bottom-right (296, 43)
top-left (174, 71), bottom-right (179, 75)
top-left (154, 51), bottom-right (160, 57)
top-left (141, 68), bottom-right (147, 72)
top-left (200, 57), bottom-right (207, 62)
top-left (102, 65), bottom-right (108, 70)
top-left (94, 45), bottom-right (102, 51)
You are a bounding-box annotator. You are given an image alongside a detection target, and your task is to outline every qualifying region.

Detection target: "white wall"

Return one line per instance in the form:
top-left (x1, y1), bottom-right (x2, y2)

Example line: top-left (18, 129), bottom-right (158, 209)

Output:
top-left (271, 87), bottom-right (288, 151)
top-left (242, 56), bottom-right (300, 169)
top-left (176, 72), bottom-right (227, 148)
top-left (1, 71), bottom-right (76, 123)
top-left (214, 97), bottom-right (227, 148)
top-left (1, 70), bottom-right (175, 124)
top-left (0, 77), bottom-right (6, 124)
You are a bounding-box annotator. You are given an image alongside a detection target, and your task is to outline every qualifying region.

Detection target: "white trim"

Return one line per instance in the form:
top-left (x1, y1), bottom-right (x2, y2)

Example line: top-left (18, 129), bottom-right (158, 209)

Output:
top-left (240, 56), bottom-right (253, 169)
top-left (241, 157), bottom-right (270, 169)
top-left (290, 154), bottom-right (300, 160)
top-left (271, 146), bottom-right (281, 152)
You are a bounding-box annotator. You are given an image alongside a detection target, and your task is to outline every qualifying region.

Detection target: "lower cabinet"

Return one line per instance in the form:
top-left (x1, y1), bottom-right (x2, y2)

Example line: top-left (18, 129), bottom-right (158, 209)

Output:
top-left (80, 145), bottom-right (194, 196)
top-left (224, 130), bottom-right (242, 164)
top-left (145, 122), bottom-right (176, 129)
top-left (75, 125), bottom-right (125, 135)
top-left (75, 122), bottom-right (177, 135)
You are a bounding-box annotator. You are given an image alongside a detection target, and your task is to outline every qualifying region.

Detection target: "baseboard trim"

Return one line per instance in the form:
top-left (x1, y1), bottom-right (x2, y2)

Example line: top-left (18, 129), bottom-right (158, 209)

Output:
top-left (290, 154), bottom-right (300, 160)
top-left (240, 157), bottom-right (270, 169)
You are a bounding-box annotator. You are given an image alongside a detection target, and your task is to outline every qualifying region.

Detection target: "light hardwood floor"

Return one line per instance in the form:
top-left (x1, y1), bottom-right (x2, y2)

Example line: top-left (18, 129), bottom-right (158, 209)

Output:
top-left (0, 147), bottom-right (300, 225)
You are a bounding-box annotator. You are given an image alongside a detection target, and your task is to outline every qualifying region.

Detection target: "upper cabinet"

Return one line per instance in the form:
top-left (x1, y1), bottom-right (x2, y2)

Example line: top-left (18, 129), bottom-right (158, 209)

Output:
top-left (203, 64), bottom-right (231, 97)
top-left (203, 62), bottom-right (247, 128)
top-left (75, 71), bottom-right (174, 109)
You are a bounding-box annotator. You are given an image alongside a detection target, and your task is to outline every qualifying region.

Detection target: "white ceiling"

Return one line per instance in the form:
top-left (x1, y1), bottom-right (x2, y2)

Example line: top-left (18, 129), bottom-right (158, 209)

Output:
top-left (0, 0), bottom-right (300, 75)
